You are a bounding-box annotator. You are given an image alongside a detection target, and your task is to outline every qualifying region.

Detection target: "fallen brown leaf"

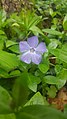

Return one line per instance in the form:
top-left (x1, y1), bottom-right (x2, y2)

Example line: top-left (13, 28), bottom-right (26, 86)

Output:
top-left (48, 87), bottom-right (67, 110)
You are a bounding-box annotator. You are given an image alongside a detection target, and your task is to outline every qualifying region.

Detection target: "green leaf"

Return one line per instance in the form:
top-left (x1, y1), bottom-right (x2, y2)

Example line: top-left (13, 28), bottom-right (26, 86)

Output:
top-left (6, 40), bottom-right (17, 48)
top-left (0, 34), bottom-right (7, 41)
top-left (42, 29), bottom-right (62, 36)
top-left (30, 26), bottom-right (44, 36)
top-left (25, 92), bottom-right (48, 106)
top-left (62, 44), bottom-right (67, 52)
top-left (63, 15), bottom-right (67, 30)
top-left (43, 75), bottom-right (66, 89)
top-left (46, 86), bottom-right (57, 98)
top-left (50, 47), bottom-right (67, 63)
top-left (55, 68), bottom-right (67, 89)
top-left (57, 68), bottom-right (67, 80)
top-left (8, 45), bottom-right (20, 54)
top-left (0, 51), bottom-right (19, 71)
top-left (43, 75), bottom-right (59, 85)
top-left (12, 23), bottom-right (20, 27)
top-left (48, 39), bottom-right (61, 50)
top-left (0, 39), bottom-right (4, 50)
top-left (16, 105), bottom-right (67, 119)
top-left (64, 104), bottom-right (67, 116)
top-left (0, 113), bottom-right (16, 119)
top-left (0, 68), bottom-right (9, 78)
top-left (12, 73), bottom-right (29, 107)
top-left (0, 86), bottom-right (12, 114)
top-left (0, 10), bottom-right (6, 28)
top-left (0, 30), bottom-right (5, 35)
top-left (38, 58), bottom-right (49, 73)
top-left (49, 8), bottom-right (53, 16)
top-left (55, 64), bottom-right (63, 75)
top-left (56, 80), bottom-right (66, 89)
top-left (9, 70), bottom-right (21, 77)
top-left (28, 74), bottom-right (40, 92)
top-left (24, 11), bottom-right (42, 30)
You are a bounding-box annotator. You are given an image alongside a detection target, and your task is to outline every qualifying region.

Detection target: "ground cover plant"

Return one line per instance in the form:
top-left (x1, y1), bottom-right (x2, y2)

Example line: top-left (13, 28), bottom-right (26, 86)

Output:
top-left (0, 0), bottom-right (67, 119)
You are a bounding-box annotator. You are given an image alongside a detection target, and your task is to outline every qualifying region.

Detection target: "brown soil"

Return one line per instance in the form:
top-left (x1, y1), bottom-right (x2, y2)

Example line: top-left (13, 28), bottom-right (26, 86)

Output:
top-left (48, 87), bottom-right (67, 110)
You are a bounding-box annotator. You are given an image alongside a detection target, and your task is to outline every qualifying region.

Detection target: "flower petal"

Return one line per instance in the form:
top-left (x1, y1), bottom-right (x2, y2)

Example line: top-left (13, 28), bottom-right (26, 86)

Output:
top-left (31, 52), bottom-right (42, 64)
top-left (27, 36), bottom-right (38, 48)
top-left (20, 51), bottom-right (31, 64)
top-left (19, 41), bottom-right (30, 52)
top-left (36, 42), bottom-right (47, 54)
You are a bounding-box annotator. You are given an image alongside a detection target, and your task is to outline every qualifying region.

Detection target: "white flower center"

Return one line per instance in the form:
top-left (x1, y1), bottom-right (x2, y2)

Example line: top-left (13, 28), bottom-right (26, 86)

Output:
top-left (30, 48), bottom-right (35, 53)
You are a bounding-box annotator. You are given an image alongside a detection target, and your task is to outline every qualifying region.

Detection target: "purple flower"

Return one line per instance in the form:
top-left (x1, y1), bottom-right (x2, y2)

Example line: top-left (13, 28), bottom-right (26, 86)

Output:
top-left (19, 36), bottom-right (47, 64)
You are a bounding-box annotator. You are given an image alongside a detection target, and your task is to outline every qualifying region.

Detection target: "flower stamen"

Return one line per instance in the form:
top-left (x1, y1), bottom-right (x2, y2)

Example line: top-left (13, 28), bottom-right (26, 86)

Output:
top-left (30, 48), bottom-right (35, 53)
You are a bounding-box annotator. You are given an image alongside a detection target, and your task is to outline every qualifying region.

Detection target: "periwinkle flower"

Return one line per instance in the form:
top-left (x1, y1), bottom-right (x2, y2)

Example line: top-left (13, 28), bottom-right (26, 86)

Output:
top-left (19, 36), bottom-right (47, 64)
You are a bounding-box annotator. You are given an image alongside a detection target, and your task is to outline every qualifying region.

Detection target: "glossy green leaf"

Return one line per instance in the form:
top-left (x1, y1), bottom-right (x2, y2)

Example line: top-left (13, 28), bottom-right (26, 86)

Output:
top-left (0, 86), bottom-right (12, 114)
top-left (8, 45), bottom-right (20, 54)
top-left (42, 29), bottom-right (62, 36)
top-left (25, 92), bottom-right (48, 106)
top-left (6, 40), bottom-right (17, 48)
top-left (63, 15), bottom-right (67, 30)
top-left (12, 73), bottom-right (29, 107)
top-left (43, 75), bottom-right (66, 89)
top-left (49, 8), bottom-right (57, 17)
top-left (62, 44), bottom-right (67, 52)
top-left (57, 68), bottom-right (67, 80)
top-left (0, 10), bottom-right (6, 28)
top-left (46, 86), bottom-right (57, 98)
top-left (0, 114), bottom-right (15, 119)
top-left (30, 26), bottom-right (44, 36)
top-left (0, 39), bottom-right (4, 50)
top-left (0, 68), bottom-right (9, 78)
top-left (0, 30), bottom-right (5, 35)
top-left (50, 48), bottom-right (67, 63)
top-left (38, 58), bottom-right (49, 73)
top-left (25, 11), bottom-right (42, 29)
top-left (0, 51), bottom-right (19, 71)
top-left (28, 74), bottom-right (40, 92)
top-left (10, 70), bottom-right (21, 77)
top-left (48, 39), bottom-right (61, 50)
top-left (64, 104), bottom-right (67, 116)
top-left (43, 75), bottom-right (59, 84)
top-left (55, 68), bottom-right (67, 89)
top-left (56, 80), bottom-right (66, 89)
top-left (16, 105), bottom-right (67, 119)
top-left (55, 64), bottom-right (63, 75)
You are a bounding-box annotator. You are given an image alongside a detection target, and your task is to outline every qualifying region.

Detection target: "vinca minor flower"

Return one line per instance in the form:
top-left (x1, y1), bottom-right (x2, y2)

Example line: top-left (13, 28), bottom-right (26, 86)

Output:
top-left (19, 36), bottom-right (47, 64)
